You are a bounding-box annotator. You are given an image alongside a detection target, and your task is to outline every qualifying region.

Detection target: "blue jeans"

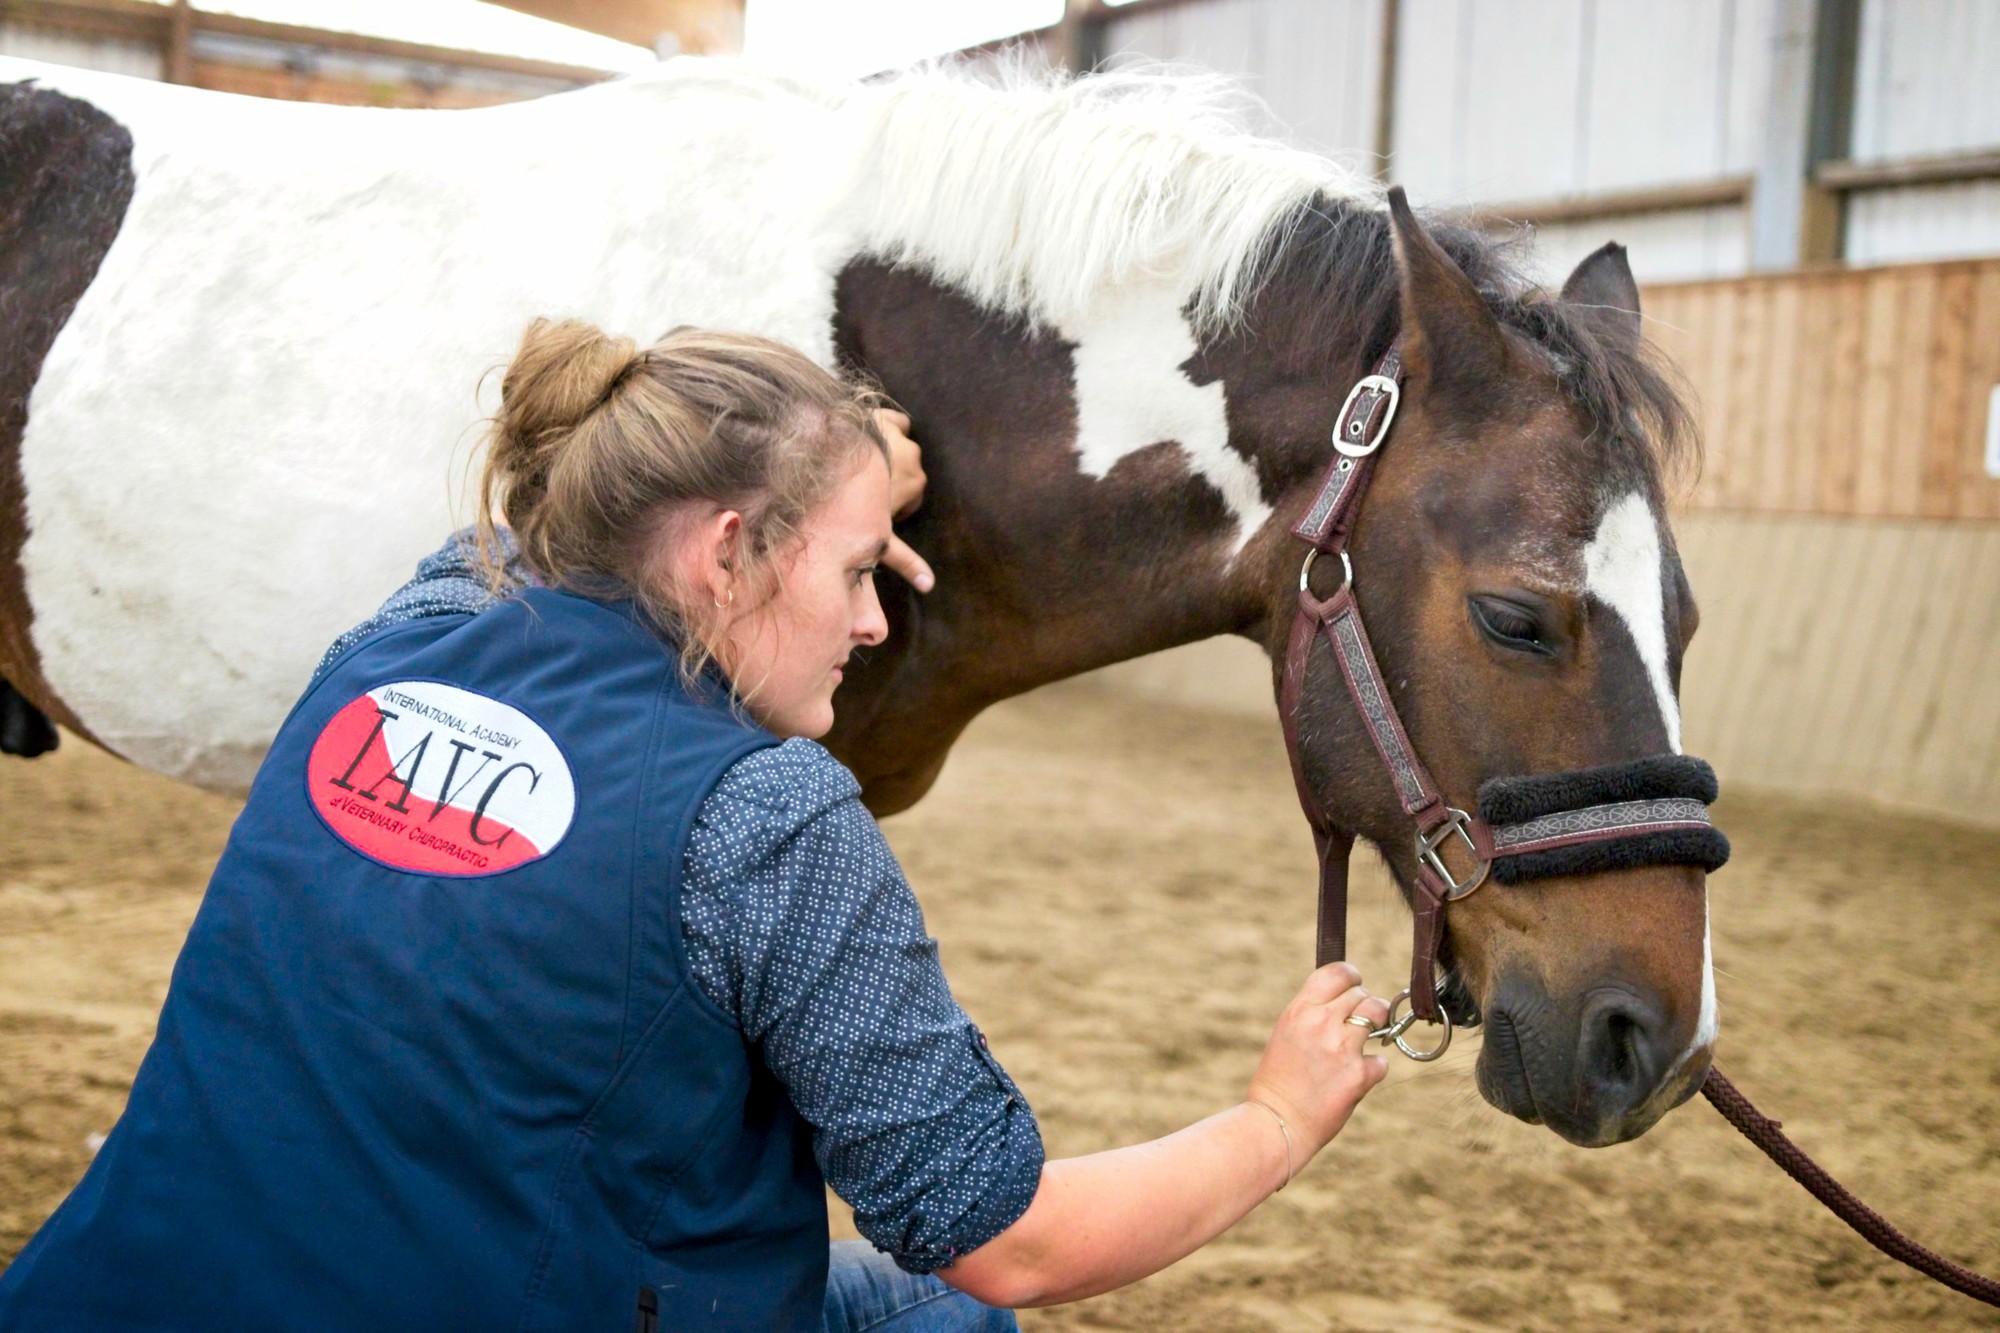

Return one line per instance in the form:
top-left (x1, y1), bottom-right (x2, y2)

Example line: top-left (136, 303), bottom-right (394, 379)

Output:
top-left (823, 1241), bottom-right (1019, 1333)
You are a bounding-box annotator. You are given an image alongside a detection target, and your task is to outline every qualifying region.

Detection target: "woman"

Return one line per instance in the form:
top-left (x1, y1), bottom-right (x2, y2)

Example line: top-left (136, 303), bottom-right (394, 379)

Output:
top-left (0, 320), bottom-right (1390, 1331)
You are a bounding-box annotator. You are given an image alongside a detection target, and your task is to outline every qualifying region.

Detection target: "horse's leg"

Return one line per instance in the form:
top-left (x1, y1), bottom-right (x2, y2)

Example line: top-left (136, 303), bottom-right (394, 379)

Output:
top-left (0, 676), bottom-right (57, 757)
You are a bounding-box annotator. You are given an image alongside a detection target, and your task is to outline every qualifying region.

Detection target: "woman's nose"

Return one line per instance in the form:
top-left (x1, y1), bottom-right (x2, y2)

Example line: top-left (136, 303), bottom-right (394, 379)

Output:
top-left (854, 580), bottom-right (888, 647)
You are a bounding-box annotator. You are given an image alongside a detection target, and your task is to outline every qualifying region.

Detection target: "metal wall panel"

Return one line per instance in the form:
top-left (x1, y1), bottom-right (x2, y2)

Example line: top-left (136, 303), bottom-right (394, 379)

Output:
top-left (1853, 0), bottom-right (2000, 160)
top-left (0, 21), bottom-right (164, 81)
top-left (1844, 0), bottom-right (2000, 264)
top-left (1526, 204), bottom-right (1751, 286)
top-left (1110, 0), bottom-right (1775, 278)
top-left (1847, 179), bottom-right (2000, 266)
top-left (1103, 0), bottom-right (1383, 161)
top-left (1391, 0), bottom-right (1772, 206)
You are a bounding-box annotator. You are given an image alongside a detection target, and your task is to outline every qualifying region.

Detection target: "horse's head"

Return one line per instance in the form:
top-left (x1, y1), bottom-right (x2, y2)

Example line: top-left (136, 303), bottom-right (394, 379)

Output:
top-left (1234, 192), bottom-right (1711, 1146)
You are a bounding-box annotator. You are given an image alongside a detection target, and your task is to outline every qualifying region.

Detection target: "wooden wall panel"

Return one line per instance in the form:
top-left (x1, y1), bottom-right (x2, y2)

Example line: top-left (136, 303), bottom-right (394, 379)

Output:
top-left (1645, 257), bottom-right (2000, 521)
top-left (1674, 512), bottom-right (2000, 824)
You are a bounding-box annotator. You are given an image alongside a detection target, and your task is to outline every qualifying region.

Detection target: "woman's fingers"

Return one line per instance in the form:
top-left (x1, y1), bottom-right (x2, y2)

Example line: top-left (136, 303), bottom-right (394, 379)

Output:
top-left (873, 408), bottom-right (927, 519)
top-left (883, 534), bottom-right (934, 594)
top-left (1294, 961), bottom-right (1362, 1006)
top-left (1344, 992), bottom-right (1392, 1035)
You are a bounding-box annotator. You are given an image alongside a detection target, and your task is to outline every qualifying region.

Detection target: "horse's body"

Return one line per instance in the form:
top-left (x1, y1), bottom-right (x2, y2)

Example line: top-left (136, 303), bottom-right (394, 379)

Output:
top-left (1, 55), bottom-right (1715, 1145)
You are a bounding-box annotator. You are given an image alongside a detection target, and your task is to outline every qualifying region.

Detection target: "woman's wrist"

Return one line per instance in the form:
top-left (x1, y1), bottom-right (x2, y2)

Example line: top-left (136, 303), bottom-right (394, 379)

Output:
top-left (1240, 1100), bottom-right (1296, 1194)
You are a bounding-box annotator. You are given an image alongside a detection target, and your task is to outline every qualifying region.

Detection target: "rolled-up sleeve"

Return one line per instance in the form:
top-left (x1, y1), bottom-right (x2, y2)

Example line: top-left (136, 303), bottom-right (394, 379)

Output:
top-left (681, 740), bottom-right (1044, 1273)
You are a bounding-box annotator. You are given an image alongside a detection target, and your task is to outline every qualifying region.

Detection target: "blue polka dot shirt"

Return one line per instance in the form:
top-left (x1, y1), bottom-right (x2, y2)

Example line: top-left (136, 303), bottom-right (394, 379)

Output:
top-left (316, 533), bottom-right (1045, 1274)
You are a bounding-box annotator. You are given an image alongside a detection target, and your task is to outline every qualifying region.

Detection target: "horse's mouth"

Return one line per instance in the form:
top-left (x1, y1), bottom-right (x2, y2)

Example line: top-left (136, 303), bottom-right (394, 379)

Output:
top-left (1476, 1007), bottom-right (1543, 1125)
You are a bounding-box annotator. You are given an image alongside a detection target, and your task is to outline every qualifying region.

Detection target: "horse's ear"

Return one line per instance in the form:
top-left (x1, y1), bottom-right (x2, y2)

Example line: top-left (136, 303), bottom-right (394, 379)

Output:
top-left (1386, 186), bottom-right (1507, 408)
top-left (1560, 241), bottom-right (1643, 350)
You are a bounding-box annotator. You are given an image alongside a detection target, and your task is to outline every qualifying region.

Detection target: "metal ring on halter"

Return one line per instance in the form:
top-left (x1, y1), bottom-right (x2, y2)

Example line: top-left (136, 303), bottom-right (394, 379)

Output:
top-left (1298, 548), bottom-right (1354, 595)
top-left (1365, 989), bottom-right (1452, 1062)
top-left (1331, 374), bottom-right (1401, 458)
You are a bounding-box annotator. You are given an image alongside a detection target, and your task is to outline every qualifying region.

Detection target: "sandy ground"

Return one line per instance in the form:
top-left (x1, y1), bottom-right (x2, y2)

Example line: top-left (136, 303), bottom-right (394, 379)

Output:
top-left (2, 682), bottom-right (1997, 1330)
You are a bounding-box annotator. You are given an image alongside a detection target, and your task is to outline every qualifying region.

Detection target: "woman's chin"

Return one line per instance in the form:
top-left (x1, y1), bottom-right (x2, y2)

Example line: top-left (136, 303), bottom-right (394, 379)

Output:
top-left (767, 698), bottom-right (837, 742)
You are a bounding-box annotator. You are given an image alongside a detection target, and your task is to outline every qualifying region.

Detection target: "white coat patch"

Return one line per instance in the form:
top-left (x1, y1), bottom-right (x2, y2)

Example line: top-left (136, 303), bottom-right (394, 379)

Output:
top-left (307, 682), bottom-right (575, 876)
top-left (1582, 492), bottom-right (1681, 753)
top-left (1058, 280), bottom-right (1269, 552)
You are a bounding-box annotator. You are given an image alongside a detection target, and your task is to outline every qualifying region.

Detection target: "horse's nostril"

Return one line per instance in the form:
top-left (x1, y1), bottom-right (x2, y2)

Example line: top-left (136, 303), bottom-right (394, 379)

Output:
top-left (1581, 992), bottom-right (1663, 1111)
top-left (1604, 1010), bottom-right (1639, 1085)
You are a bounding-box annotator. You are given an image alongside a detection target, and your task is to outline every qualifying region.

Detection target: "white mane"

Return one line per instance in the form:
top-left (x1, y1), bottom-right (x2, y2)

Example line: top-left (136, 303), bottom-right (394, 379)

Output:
top-left (841, 61), bottom-right (1381, 333)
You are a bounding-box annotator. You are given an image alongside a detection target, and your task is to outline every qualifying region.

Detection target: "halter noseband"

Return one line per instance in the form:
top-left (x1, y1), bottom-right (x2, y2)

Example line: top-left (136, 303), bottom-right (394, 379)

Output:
top-left (1277, 345), bottom-right (1730, 1060)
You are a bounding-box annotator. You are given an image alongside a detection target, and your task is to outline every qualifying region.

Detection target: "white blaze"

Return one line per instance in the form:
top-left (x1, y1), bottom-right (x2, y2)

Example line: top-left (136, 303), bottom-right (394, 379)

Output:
top-left (1584, 491), bottom-right (1716, 1055)
top-left (1582, 492), bottom-right (1681, 753)
top-left (1059, 281), bottom-right (1269, 553)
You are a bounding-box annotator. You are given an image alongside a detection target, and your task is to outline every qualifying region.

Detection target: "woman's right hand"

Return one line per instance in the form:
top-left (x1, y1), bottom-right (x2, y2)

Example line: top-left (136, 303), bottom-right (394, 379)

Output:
top-left (1245, 963), bottom-right (1392, 1156)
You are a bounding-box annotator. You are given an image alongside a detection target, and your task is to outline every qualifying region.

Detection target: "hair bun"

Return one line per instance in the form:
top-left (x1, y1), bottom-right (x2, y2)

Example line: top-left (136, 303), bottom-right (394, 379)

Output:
top-left (493, 317), bottom-right (640, 464)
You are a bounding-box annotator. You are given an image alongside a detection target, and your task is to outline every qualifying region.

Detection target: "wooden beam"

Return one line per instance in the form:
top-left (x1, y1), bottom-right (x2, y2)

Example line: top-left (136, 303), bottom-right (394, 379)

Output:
top-left (1473, 176), bottom-right (1754, 228)
top-left (1046, 0), bottom-right (1101, 73)
top-left (1372, 0), bottom-right (1398, 180)
top-left (164, 0), bottom-right (191, 84)
top-left (0, 0), bottom-right (168, 45)
top-left (1080, 0), bottom-right (1212, 20)
top-left (193, 11), bottom-right (615, 85)
top-left (1816, 148), bottom-right (2000, 192)
top-left (0, 0), bottom-right (620, 84)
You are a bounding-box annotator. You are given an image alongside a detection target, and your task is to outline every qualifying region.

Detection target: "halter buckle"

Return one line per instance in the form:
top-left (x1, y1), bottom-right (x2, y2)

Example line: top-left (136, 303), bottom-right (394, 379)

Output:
top-left (1332, 373), bottom-right (1401, 458)
top-left (1416, 807), bottom-right (1489, 900)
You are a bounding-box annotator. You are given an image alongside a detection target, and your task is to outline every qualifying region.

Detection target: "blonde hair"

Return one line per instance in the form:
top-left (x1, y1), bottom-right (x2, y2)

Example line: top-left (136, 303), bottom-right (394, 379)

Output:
top-left (476, 317), bottom-right (887, 682)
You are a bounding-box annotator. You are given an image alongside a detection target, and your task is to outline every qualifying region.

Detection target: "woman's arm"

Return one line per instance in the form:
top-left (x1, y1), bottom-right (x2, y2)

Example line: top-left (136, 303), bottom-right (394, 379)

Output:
top-left (941, 963), bottom-right (1389, 1308)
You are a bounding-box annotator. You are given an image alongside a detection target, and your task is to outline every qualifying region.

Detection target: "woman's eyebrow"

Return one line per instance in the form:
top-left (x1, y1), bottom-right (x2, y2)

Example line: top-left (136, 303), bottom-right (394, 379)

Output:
top-left (859, 538), bottom-right (888, 564)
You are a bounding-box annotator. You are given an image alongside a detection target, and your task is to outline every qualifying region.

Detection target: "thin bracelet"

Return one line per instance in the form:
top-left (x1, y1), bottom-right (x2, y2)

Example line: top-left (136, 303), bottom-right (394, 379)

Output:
top-left (1244, 1099), bottom-right (1294, 1191)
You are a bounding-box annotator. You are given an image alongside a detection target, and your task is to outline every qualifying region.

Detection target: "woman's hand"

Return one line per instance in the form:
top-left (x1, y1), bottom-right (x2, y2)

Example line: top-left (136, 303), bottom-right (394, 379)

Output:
top-left (1245, 963), bottom-right (1390, 1156)
top-left (942, 965), bottom-right (1392, 1308)
top-left (873, 409), bottom-right (934, 593)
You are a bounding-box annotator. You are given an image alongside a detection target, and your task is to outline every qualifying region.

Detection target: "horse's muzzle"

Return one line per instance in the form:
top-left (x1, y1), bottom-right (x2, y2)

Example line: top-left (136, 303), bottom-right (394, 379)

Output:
top-left (1476, 970), bottom-right (1710, 1147)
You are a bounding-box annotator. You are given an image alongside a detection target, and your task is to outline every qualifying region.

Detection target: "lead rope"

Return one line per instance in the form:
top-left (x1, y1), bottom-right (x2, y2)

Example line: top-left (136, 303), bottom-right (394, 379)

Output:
top-left (1701, 1070), bottom-right (2000, 1306)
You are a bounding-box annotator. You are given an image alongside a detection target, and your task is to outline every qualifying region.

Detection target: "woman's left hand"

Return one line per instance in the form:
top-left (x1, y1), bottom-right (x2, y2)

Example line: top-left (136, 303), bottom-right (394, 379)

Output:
top-left (873, 409), bottom-right (934, 593)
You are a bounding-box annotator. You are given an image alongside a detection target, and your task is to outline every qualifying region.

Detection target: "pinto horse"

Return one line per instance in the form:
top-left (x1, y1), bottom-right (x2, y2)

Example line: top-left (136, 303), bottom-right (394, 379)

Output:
top-left (0, 57), bottom-right (1709, 1146)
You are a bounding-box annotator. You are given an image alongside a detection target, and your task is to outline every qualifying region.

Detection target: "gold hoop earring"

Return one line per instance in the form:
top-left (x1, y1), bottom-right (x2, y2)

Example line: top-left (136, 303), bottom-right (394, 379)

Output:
top-left (714, 587), bottom-right (734, 610)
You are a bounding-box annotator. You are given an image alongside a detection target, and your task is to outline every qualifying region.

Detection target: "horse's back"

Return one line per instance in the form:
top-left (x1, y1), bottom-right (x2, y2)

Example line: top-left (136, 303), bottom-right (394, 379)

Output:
top-left (0, 58), bottom-right (865, 789)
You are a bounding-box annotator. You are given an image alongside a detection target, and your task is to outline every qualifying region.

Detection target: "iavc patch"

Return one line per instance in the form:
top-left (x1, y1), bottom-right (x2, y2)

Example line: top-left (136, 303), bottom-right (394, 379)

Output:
top-left (305, 681), bottom-right (576, 876)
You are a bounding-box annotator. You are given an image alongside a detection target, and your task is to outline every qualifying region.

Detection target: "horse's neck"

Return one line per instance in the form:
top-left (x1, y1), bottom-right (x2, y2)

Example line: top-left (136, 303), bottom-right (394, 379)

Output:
top-left (838, 262), bottom-right (1276, 681)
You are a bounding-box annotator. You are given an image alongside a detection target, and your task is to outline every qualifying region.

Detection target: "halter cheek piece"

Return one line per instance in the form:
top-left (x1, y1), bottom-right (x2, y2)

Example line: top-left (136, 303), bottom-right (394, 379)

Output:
top-left (1277, 345), bottom-right (1729, 1061)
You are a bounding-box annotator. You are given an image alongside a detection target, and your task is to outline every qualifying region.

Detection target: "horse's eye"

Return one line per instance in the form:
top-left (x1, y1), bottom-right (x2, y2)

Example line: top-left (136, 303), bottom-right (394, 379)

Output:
top-left (1469, 596), bottom-right (1552, 656)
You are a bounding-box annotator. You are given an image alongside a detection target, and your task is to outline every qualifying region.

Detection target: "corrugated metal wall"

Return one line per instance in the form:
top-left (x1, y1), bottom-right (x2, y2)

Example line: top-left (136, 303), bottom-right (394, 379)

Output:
top-left (1847, 0), bottom-right (2000, 264)
top-left (1103, 0), bottom-right (2000, 276)
top-left (1102, 0), bottom-right (1385, 166)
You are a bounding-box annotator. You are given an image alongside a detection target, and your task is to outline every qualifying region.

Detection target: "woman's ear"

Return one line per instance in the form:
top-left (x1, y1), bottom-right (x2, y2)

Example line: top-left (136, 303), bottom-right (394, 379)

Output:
top-left (701, 510), bottom-right (743, 609)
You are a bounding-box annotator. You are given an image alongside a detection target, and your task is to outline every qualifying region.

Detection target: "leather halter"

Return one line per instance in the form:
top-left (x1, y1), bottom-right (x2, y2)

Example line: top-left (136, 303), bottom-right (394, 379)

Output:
top-left (1276, 346), bottom-right (1725, 1056)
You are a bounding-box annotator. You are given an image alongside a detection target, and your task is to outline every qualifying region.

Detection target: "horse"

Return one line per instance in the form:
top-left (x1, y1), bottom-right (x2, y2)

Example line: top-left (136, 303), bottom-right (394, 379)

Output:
top-left (0, 56), bottom-right (1710, 1147)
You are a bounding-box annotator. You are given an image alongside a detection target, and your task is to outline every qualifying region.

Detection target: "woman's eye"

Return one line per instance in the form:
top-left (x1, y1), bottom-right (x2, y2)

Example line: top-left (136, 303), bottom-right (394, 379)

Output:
top-left (1470, 597), bottom-right (1551, 655)
top-left (851, 564), bottom-right (878, 588)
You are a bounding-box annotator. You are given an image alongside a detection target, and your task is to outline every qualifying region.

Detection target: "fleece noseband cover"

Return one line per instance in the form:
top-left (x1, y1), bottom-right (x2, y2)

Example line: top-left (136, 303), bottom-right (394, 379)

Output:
top-left (1477, 755), bottom-right (1730, 886)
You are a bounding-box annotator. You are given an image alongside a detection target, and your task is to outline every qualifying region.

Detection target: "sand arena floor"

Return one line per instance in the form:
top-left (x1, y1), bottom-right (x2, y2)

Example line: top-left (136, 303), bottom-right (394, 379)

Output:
top-left (1, 682), bottom-right (1996, 1330)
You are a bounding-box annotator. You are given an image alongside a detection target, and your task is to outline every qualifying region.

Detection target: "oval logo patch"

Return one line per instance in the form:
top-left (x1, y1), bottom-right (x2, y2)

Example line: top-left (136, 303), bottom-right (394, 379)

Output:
top-left (306, 681), bottom-right (576, 877)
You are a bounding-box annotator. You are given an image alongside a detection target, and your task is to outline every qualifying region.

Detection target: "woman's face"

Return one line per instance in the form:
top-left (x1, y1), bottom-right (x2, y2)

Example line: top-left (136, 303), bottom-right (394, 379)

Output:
top-left (713, 450), bottom-right (892, 739)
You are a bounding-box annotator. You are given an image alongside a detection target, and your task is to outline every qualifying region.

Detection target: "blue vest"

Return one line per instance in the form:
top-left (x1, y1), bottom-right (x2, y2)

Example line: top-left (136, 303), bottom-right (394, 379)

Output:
top-left (0, 589), bottom-right (829, 1331)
